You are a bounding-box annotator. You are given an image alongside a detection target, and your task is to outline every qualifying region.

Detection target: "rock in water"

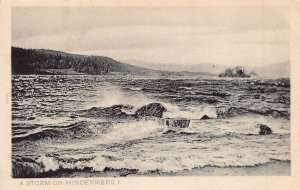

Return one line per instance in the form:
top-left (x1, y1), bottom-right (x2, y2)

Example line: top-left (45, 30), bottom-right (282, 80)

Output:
top-left (78, 104), bottom-right (133, 117)
top-left (257, 124), bottom-right (272, 135)
top-left (135, 103), bottom-right (166, 118)
top-left (200, 115), bottom-right (211, 120)
top-left (166, 119), bottom-right (190, 128)
top-left (27, 117), bottom-right (35, 120)
top-left (163, 130), bottom-right (176, 134)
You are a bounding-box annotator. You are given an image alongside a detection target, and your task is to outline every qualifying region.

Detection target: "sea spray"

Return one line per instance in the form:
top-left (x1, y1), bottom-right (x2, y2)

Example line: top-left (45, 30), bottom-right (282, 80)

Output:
top-left (88, 85), bottom-right (218, 120)
top-left (50, 119), bottom-right (166, 149)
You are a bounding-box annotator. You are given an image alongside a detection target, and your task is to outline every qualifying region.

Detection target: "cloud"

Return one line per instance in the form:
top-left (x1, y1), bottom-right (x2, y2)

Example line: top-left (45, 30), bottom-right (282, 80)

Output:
top-left (12, 7), bottom-right (289, 66)
top-left (77, 42), bottom-right (288, 67)
top-left (12, 6), bottom-right (289, 40)
top-left (66, 28), bottom-right (288, 66)
top-left (13, 25), bottom-right (288, 49)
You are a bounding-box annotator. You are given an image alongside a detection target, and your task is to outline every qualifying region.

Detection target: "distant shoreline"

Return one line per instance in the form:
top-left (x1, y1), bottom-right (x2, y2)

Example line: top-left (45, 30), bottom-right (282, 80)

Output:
top-left (11, 74), bottom-right (290, 80)
top-left (11, 47), bottom-right (289, 78)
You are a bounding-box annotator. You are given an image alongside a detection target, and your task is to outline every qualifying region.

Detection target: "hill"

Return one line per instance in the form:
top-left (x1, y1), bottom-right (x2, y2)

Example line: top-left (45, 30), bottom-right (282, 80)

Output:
top-left (11, 47), bottom-right (216, 77)
top-left (11, 47), bottom-right (154, 75)
top-left (125, 59), bottom-right (290, 78)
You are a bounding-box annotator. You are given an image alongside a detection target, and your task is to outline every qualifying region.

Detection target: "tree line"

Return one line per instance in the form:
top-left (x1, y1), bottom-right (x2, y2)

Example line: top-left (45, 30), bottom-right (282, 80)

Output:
top-left (11, 47), bottom-right (148, 75)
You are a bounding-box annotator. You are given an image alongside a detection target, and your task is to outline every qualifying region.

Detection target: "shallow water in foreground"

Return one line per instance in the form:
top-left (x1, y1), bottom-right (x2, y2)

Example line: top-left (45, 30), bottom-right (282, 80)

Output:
top-left (11, 75), bottom-right (290, 177)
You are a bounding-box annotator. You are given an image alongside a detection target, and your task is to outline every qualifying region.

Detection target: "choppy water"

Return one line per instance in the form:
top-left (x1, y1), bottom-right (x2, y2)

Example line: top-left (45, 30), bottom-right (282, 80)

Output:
top-left (11, 75), bottom-right (290, 177)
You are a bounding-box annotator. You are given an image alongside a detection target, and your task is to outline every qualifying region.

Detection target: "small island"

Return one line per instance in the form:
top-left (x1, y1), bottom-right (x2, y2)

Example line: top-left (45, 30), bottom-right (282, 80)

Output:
top-left (218, 66), bottom-right (256, 78)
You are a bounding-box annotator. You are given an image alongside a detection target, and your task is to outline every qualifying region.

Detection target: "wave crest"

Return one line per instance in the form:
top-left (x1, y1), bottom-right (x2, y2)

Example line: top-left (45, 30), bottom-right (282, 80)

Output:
top-left (12, 153), bottom-right (290, 178)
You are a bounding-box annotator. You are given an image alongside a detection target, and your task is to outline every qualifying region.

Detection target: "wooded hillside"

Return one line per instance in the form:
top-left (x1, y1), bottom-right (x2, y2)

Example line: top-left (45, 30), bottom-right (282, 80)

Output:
top-left (12, 47), bottom-right (151, 75)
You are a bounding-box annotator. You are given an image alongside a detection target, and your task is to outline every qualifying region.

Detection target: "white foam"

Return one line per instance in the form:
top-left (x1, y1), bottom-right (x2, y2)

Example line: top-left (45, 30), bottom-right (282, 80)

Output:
top-left (83, 84), bottom-right (219, 121)
top-left (93, 87), bottom-right (153, 109)
top-left (163, 103), bottom-right (217, 120)
top-left (37, 152), bottom-right (275, 173)
top-left (51, 120), bottom-right (166, 149)
top-left (184, 115), bottom-right (290, 135)
top-left (101, 120), bottom-right (165, 142)
top-left (13, 127), bottom-right (44, 138)
top-left (37, 155), bottom-right (59, 172)
top-left (129, 87), bottom-right (142, 91)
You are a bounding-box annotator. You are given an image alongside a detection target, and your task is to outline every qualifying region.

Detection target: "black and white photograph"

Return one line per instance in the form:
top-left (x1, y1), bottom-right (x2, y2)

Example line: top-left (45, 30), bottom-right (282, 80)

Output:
top-left (10, 6), bottom-right (291, 178)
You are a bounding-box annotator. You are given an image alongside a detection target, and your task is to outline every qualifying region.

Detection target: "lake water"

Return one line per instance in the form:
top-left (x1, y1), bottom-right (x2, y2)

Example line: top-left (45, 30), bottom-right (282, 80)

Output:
top-left (11, 75), bottom-right (290, 177)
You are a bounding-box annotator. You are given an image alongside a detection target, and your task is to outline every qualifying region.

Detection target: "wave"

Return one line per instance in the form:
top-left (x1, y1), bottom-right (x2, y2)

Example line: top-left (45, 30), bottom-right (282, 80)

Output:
top-left (79, 86), bottom-right (218, 120)
top-left (129, 87), bottom-right (143, 91)
top-left (74, 84), bottom-right (289, 120)
top-left (50, 119), bottom-right (166, 149)
top-left (12, 116), bottom-right (77, 126)
top-left (163, 105), bottom-right (217, 119)
top-left (91, 87), bottom-right (154, 110)
top-left (77, 104), bottom-right (135, 118)
top-left (12, 158), bottom-right (44, 178)
top-left (217, 107), bottom-right (290, 119)
top-left (12, 153), bottom-right (290, 178)
top-left (78, 103), bottom-right (218, 121)
top-left (78, 102), bottom-right (288, 122)
top-left (12, 121), bottom-right (112, 143)
top-left (12, 107), bottom-right (290, 144)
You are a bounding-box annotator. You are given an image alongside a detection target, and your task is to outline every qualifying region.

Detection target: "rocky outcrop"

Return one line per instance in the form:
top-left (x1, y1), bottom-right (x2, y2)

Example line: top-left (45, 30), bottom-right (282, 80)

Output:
top-left (135, 103), bottom-right (166, 118)
top-left (200, 115), bottom-right (212, 120)
top-left (163, 129), bottom-right (176, 134)
top-left (219, 67), bottom-right (251, 78)
top-left (78, 105), bottom-right (133, 118)
top-left (165, 119), bottom-right (190, 128)
top-left (76, 103), bottom-right (166, 119)
top-left (257, 124), bottom-right (272, 135)
top-left (27, 117), bottom-right (35, 120)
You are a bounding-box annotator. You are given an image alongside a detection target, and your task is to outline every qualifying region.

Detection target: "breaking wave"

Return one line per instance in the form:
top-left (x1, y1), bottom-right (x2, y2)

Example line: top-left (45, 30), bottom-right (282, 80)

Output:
top-left (12, 153), bottom-right (290, 178)
top-left (12, 104), bottom-right (290, 144)
top-left (217, 107), bottom-right (290, 119)
top-left (11, 77), bottom-right (291, 177)
top-left (49, 120), bottom-right (166, 149)
top-left (12, 121), bottom-right (111, 143)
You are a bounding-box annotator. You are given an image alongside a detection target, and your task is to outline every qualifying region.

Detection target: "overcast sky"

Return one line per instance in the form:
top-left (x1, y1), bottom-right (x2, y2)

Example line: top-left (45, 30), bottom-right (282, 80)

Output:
top-left (12, 6), bottom-right (289, 67)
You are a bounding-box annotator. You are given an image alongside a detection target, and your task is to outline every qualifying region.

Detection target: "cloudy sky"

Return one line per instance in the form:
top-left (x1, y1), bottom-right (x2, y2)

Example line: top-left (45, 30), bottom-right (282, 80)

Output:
top-left (12, 6), bottom-right (289, 66)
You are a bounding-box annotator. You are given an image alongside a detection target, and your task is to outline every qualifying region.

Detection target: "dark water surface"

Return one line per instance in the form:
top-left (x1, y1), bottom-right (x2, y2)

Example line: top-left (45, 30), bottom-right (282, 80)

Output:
top-left (11, 75), bottom-right (290, 177)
